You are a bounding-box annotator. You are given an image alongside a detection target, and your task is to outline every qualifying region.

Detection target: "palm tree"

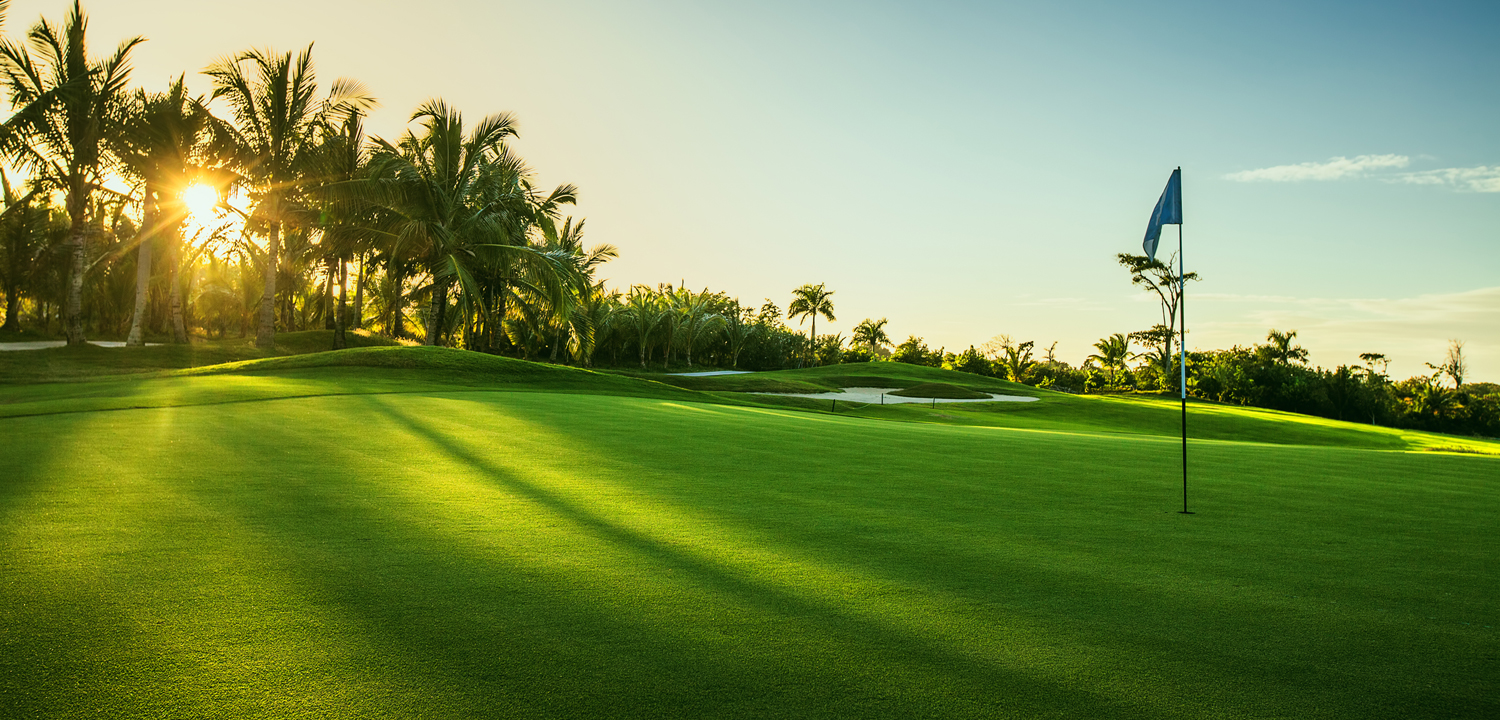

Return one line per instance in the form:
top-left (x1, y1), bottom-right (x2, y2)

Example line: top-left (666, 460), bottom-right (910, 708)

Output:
top-left (536, 216), bottom-right (616, 361)
top-left (852, 317), bottom-right (890, 353)
top-left (1088, 333), bottom-right (1131, 387)
top-left (566, 281), bottom-right (618, 368)
top-left (307, 108), bottom-right (375, 349)
top-left (115, 76), bottom-right (235, 345)
top-left (813, 331), bottom-right (846, 366)
top-left (1263, 329), bottom-right (1308, 365)
top-left (622, 285), bottom-right (665, 368)
top-left (0, 1), bottom-right (143, 345)
top-left (352, 99), bottom-right (573, 347)
top-left (721, 301), bottom-right (757, 369)
top-left (205, 45), bottom-right (373, 348)
top-left (0, 172), bottom-right (52, 332)
top-left (1409, 377), bottom-right (1455, 419)
top-left (997, 338), bottom-right (1038, 383)
top-left (787, 282), bottom-right (835, 366)
top-left (677, 288), bottom-right (724, 367)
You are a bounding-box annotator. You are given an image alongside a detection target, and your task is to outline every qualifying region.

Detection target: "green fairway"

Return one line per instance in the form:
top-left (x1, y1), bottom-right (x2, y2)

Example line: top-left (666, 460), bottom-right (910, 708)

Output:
top-left (1, 348), bottom-right (1496, 718)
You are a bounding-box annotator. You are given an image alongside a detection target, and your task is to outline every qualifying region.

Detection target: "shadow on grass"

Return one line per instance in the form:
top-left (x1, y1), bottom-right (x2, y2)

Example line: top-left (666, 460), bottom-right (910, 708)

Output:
top-left (2, 393), bottom-right (1494, 718)
top-left (255, 394), bottom-right (1143, 718)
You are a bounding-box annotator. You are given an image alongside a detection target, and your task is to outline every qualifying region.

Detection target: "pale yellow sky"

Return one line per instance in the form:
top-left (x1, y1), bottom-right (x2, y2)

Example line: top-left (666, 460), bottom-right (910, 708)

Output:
top-left (8, 0), bottom-right (1498, 379)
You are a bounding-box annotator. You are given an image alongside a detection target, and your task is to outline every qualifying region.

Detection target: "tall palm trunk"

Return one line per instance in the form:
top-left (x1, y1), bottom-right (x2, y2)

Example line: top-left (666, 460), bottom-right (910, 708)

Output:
top-left (256, 220), bottom-right (280, 348)
top-left (126, 189), bottom-right (160, 347)
top-left (351, 253), bottom-right (365, 329)
top-left (487, 284), bottom-right (505, 353)
top-left (808, 315), bottom-right (816, 367)
top-left (322, 259), bottom-right (335, 330)
top-left (167, 234), bottom-right (187, 344)
top-left (1, 288), bottom-right (19, 332)
top-left (425, 281), bottom-right (446, 346)
top-left (63, 199), bottom-right (87, 345)
top-left (388, 265), bottom-right (404, 339)
top-left (333, 257), bottom-right (347, 350)
top-left (126, 234), bottom-right (152, 346)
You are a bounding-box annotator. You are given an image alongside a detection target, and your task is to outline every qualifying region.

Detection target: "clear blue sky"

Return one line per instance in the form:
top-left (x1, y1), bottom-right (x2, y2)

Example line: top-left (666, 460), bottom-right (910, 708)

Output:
top-left (17, 0), bottom-right (1499, 378)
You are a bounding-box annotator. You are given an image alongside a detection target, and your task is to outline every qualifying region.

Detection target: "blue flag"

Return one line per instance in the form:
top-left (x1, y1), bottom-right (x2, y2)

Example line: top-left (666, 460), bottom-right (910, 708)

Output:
top-left (1142, 168), bottom-right (1182, 261)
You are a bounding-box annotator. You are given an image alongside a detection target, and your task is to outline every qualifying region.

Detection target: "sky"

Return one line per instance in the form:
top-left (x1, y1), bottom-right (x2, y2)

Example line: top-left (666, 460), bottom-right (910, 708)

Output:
top-left (9, 0), bottom-right (1497, 379)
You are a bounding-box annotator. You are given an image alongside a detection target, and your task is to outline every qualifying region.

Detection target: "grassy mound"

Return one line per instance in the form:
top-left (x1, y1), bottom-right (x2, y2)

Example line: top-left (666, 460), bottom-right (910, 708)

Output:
top-left (0, 346), bottom-right (717, 419)
top-left (887, 382), bottom-right (992, 399)
top-left (0, 329), bottom-right (403, 384)
top-left (640, 363), bottom-right (1041, 396)
top-left (641, 373), bottom-right (830, 394)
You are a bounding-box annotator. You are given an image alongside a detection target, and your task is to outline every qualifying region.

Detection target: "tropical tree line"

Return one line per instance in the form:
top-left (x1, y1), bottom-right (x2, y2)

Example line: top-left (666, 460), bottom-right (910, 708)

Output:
top-left (0, 3), bottom-right (1490, 437)
top-left (0, 1), bottom-right (612, 353)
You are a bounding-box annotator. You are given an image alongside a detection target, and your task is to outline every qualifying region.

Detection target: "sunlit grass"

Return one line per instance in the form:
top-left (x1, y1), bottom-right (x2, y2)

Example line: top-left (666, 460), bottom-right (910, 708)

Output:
top-left (1, 380), bottom-right (1494, 718)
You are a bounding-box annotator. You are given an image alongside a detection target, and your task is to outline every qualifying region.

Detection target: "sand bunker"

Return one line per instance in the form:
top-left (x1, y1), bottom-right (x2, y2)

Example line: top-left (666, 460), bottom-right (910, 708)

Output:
top-left (751, 386), bottom-right (1037, 404)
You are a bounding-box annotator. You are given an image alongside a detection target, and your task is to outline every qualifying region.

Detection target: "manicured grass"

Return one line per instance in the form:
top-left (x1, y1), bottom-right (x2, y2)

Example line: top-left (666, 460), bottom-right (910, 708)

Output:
top-left (0, 329), bottom-right (401, 384)
top-left (1, 348), bottom-right (1496, 718)
top-left (888, 381), bottom-right (993, 399)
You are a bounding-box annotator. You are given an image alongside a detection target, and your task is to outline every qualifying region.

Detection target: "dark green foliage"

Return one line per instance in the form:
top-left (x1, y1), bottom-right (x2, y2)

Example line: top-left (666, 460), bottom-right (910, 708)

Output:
top-left (944, 345), bottom-right (992, 376)
top-left (891, 335), bottom-right (942, 366)
top-left (840, 345), bottom-right (876, 363)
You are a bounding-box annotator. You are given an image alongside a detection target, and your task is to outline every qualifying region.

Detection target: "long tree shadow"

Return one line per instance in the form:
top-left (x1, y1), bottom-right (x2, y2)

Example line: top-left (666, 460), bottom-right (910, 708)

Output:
top-left (367, 395), bottom-right (1162, 717)
top-left (11, 392), bottom-right (1490, 718)
top-left (178, 393), bottom-right (1149, 719)
top-left (502, 393), bottom-right (1500, 719)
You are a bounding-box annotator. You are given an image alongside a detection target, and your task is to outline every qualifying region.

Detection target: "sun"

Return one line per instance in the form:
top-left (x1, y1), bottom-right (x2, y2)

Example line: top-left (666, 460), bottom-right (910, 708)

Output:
top-left (179, 183), bottom-right (220, 226)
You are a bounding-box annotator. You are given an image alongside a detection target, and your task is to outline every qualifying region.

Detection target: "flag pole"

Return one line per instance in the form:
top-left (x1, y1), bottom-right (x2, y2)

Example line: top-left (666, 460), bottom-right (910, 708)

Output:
top-left (1177, 167), bottom-right (1191, 515)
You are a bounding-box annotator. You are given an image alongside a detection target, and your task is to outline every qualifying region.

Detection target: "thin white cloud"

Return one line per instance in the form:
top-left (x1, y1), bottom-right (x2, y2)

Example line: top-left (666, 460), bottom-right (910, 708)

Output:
top-left (1223, 154), bottom-right (1409, 182)
top-left (1391, 166), bottom-right (1500, 193)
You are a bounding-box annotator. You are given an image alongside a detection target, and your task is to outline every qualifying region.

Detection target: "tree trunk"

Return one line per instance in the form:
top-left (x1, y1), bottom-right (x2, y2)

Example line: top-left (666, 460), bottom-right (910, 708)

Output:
top-left (167, 242), bottom-right (188, 344)
top-left (126, 195), bottom-right (157, 347)
top-left (425, 282), bottom-right (446, 346)
top-left (352, 253), bottom-right (365, 330)
top-left (256, 221), bottom-right (280, 348)
top-left (63, 223), bottom-right (87, 346)
top-left (323, 260), bottom-right (336, 330)
top-left (490, 285), bottom-right (506, 353)
top-left (2, 282), bottom-right (20, 332)
top-left (126, 232), bottom-right (152, 346)
top-left (333, 257), bottom-right (348, 350)
top-left (809, 315), bottom-right (816, 367)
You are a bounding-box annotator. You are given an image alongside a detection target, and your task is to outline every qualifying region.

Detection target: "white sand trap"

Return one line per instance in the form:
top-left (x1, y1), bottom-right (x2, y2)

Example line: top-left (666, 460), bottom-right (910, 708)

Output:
top-left (751, 386), bottom-right (1038, 404)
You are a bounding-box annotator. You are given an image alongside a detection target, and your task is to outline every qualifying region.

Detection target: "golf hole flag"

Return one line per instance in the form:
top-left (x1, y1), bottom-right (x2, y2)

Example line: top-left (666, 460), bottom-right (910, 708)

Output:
top-left (1142, 168), bottom-right (1182, 261)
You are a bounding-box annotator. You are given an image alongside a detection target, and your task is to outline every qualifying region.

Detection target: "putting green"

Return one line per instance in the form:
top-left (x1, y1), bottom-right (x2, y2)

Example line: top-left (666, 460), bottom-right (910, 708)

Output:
top-left (0, 350), bottom-right (1495, 718)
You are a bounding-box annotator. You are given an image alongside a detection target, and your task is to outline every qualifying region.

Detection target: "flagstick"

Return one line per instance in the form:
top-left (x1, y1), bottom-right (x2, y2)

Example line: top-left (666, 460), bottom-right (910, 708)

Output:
top-left (1177, 187), bottom-right (1192, 515)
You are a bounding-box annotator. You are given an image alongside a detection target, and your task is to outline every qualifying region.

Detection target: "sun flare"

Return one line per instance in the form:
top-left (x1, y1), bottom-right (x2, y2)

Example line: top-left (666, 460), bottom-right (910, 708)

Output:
top-left (180, 183), bottom-right (220, 226)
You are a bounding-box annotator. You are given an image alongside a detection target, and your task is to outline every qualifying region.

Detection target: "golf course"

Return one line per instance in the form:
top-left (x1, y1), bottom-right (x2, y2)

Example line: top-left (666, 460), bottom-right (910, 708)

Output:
top-left (2, 337), bottom-right (1494, 719)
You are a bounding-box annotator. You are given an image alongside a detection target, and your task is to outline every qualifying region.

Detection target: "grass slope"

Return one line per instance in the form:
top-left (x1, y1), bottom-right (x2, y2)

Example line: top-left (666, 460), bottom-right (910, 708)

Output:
top-left (0, 346), bottom-right (724, 418)
top-left (1, 386), bottom-right (1495, 718)
top-left (0, 329), bottom-right (404, 384)
top-left (648, 362), bottom-right (1498, 454)
top-left (888, 382), bottom-right (993, 399)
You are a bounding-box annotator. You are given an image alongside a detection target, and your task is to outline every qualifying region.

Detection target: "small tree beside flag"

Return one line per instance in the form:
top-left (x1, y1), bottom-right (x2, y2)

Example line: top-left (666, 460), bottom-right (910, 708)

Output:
top-left (1141, 168), bottom-right (1192, 514)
